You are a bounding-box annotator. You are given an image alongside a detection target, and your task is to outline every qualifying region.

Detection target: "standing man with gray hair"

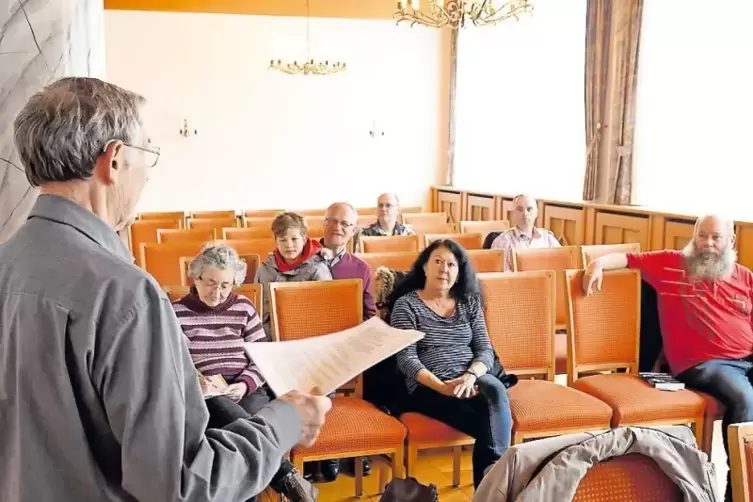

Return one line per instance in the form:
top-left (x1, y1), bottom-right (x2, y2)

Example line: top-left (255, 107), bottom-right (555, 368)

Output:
top-left (0, 78), bottom-right (330, 502)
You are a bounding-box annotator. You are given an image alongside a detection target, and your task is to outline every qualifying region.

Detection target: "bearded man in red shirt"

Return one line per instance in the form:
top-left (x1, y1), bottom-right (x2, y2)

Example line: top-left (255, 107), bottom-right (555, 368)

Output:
top-left (583, 214), bottom-right (753, 501)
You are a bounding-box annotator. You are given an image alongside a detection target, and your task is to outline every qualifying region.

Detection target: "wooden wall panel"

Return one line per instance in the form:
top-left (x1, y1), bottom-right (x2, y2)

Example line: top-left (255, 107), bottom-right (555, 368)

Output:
top-left (663, 220), bottom-right (695, 250)
top-left (104, 0), bottom-right (399, 19)
top-left (543, 204), bottom-right (585, 246)
top-left (465, 195), bottom-right (495, 221)
top-left (594, 212), bottom-right (650, 250)
top-left (737, 224), bottom-right (753, 271)
top-left (436, 190), bottom-right (463, 224)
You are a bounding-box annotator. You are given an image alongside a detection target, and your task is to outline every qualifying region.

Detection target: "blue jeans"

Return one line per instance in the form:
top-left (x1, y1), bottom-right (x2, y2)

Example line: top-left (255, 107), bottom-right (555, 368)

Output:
top-left (408, 374), bottom-right (512, 488)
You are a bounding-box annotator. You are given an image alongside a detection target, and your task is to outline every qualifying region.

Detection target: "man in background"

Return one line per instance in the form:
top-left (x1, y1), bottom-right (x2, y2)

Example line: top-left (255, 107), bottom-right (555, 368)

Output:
top-left (360, 193), bottom-right (415, 238)
top-left (0, 77), bottom-right (330, 502)
top-left (491, 194), bottom-right (560, 270)
top-left (582, 214), bottom-right (753, 502)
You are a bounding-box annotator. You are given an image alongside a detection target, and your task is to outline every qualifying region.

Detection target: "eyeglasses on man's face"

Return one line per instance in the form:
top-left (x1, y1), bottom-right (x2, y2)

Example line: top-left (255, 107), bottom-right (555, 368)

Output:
top-left (123, 143), bottom-right (161, 168)
top-left (324, 217), bottom-right (356, 230)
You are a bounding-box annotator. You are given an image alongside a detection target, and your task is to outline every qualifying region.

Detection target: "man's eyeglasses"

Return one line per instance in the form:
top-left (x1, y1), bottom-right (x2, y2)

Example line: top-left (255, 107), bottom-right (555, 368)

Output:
top-left (324, 217), bottom-right (355, 230)
top-left (123, 143), bottom-right (161, 168)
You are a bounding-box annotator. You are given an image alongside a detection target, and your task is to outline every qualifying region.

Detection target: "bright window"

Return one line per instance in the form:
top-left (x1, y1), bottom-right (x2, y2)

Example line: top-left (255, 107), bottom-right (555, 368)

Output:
top-left (453, 0), bottom-right (587, 200)
top-left (633, 0), bottom-right (753, 218)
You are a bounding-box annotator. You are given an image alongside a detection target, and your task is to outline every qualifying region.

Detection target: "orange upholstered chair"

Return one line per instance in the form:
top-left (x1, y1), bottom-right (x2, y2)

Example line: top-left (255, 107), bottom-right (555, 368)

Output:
top-left (129, 219), bottom-right (180, 267)
top-left (137, 211), bottom-right (185, 224)
top-left (572, 453), bottom-right (683, 502)
top-left (581, 243), bottom-right (641, 267)
top-left (189, 210), bottom-right (236, 219)
top-left (514, 245), bottom-right (581, 374)
top-left (178, 253), bottom-right (260, 286)
top-left (459, 220), bottom-right (510, 242)
top-left (223, 227), bottom-right (272, 240)
top-left (424, 232), bottom-right (483, 250)
top-left (402, 212), bottom-right (447, 227)
top-left (141, 240), bottom-right (275, 285)
top-left (730, 422), bottom-right (753, 502)
top-left (356, 252), bottom-right (419, 273)
top-left (163, 284), bottom-right (262, 318)
top-left (243, 209), bottom-right (284, 219)
top-left (478, 271), bottom-right (613, 445)
top-left (291, 208), bottom-right (327, 217)
top-left (268, 279), bottom-right (406, 497)
top-left (467, 250), bottom-right (505, 273)
top-left (157, 228), bottom-right (215, 244)
top-left (186, 217), bottom-right (238, 232)
top-left (361, 235), bottom-right (421, 254)
top-left (243, 217), bottom-right (276, 229)
top-left (564, 270), bottom-right (706, 445)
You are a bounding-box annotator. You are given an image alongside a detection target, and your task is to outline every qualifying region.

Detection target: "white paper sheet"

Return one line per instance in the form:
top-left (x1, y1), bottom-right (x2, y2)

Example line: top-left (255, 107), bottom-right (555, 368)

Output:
top-left (244, 316), bottom-right (424, 396)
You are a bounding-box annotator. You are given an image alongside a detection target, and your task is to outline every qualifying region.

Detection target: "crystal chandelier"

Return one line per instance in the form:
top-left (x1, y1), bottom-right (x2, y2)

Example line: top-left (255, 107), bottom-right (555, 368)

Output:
top-left (269, 0), bottom-right (346, 76)
top-left (395, 0), bottom-right (533, 29)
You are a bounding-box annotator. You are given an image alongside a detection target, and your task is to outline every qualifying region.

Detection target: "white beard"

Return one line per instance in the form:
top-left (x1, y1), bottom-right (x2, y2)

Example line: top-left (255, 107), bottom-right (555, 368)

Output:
top-left (682, 241), bottom-right (736, 280)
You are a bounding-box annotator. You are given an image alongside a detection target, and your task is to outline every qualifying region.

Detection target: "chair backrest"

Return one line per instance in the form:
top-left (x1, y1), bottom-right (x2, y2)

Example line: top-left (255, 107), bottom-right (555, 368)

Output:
top-left (478, 271), bottom-right (556, 380)
top-left (187, 217), bottom-right (238, 231)
top-left (459, 220), bottom-right (510, 242)
top-left (581, 243), bottom-right (641, 267)
top-left (269, 279), bottom-right (363, 342)
top-left (356, 215), bottom-right (376, 228)
top-left (141, 240), bottom-right (274, 285)
top-left (729, 422), bottom-right (753, 502)
top-left (243, 209), bottom-right (284, 218)
top-left (572, 453), bottom-right (683, 502)
top-left (189, 210), bottom-right (236, 219)
top-left (564, 269), bottom-right (641, 383)
top-left (243, 216), bottom-right (276, 229)
top-left (355, 252), bottom-right (419, 274)
top-left (402, 212), bottom-right (447, 225)
top-left (163, 284), bottom-right (263, 319)
top-left (361, 234), bottom-right (421, 253)
top-left (467, 249), bottom-right (505, 273)
top-left (129, 219), bottom-right (180, 266)
top-left (292, 208), bottom-right (327, 217)
top-left (179, 253), bottom-right (261, 286)
top-left (514, 246), bottom-right (582, 328)
top-left (158, 228), bottom-right (215, 244)
top-left (424, 232), bottom-right (483, 250)
top-left (138, 211), bottom-right (185, 224)
top-left (224, 227), bottom-right (272, 240)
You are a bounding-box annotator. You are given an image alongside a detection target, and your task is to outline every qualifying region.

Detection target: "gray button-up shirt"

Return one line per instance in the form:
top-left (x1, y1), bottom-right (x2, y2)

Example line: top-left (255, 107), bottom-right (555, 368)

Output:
top-left (0, 195), bottom-right (300, 501)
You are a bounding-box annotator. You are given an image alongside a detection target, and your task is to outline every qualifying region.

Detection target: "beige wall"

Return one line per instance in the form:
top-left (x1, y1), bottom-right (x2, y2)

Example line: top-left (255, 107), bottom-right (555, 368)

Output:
top-left (105, 10), bottom-right (447, 212)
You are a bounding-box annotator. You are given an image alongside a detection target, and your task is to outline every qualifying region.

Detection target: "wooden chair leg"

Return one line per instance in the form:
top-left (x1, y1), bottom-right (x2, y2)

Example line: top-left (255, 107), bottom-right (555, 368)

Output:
top-left (355, 456), bottom-right (364, 498)
top-left (292, 456), bottom-right (304, 473)
top-left (378, 458), bottom-right (389, 493)
top-left (701, 417), bottom-right (716, 457)
top-left (693, 416), bottom-right (705, 451)
top-left (393, 445), bottom-right (405, 479)
top-left (406, 445), bottom-right (418, 478)
top-left (452, 446), bottom-right (462, 487)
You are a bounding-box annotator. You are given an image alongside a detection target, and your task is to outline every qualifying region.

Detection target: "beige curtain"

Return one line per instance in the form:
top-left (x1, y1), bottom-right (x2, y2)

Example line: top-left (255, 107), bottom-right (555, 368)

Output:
top-left (582, 0), bottom-right (644, 205)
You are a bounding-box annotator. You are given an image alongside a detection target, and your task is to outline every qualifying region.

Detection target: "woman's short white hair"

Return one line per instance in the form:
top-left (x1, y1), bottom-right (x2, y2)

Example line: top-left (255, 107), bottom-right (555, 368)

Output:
top-left (188, 244), bottom-right (247, 285)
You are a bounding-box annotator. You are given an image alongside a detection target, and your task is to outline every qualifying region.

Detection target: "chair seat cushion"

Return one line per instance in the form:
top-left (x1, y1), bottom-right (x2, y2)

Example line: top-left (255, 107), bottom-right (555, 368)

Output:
top-left (294, 396), bottom-right (406, 457)
top-left (572, 374), bottom-right (706, 426)
top-left (399, 412), bottom-right (474, 445)
top-left (509, 380), bottom-right (613, 433)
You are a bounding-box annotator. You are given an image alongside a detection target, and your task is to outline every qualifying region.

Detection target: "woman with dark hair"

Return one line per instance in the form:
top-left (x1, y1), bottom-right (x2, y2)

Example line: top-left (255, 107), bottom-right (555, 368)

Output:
top-left (388, 239), bottom-right (512, 489)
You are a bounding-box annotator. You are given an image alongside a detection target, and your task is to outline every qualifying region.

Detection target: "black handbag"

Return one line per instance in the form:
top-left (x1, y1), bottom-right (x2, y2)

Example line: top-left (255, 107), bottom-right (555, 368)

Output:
top-left (379, 477), bottom-right (439, 502)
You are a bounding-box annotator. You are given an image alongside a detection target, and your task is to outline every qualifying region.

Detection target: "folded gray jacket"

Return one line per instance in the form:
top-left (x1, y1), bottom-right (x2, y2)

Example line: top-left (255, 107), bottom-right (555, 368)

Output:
top-left (474, 426), bottom-right (719, 502)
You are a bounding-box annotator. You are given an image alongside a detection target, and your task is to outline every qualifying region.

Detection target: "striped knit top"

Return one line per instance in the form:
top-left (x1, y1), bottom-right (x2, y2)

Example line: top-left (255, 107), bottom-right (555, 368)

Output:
top-left (173, 290), bottom-right (266, 392)
top-left (390, 290), bottom-right (495, 393)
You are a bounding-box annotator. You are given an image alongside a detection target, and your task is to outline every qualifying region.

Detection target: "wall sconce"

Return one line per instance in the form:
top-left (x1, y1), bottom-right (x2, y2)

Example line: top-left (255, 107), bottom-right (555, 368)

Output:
top-left (179, 118), bottom-right (197, 137)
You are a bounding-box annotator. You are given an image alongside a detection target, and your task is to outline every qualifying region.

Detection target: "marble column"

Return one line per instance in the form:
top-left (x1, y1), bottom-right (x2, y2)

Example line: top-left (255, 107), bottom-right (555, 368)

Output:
top-left (0, 0), bottom-right (104, 242)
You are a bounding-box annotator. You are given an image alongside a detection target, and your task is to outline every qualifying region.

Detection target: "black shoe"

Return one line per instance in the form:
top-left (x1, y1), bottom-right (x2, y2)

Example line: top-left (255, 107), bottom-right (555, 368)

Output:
top-left (341, 457), bottom-right (371, 477)
top-left (319, 459), bottom-right (340, 482)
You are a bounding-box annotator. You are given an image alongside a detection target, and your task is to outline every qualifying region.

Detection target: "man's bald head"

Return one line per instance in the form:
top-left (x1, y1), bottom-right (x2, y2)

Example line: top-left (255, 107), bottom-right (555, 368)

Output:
top-left (511, 194), bottom-right (538, 231)
top-left (683, 214), bottom-right (737, 279)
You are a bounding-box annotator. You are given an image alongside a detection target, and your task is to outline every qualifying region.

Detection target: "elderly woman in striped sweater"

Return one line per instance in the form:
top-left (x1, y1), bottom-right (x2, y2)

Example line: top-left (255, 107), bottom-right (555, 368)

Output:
top-left (387, 239), bottom-right (513, 490)
top-left (173, 243), bottom-right (318, 502)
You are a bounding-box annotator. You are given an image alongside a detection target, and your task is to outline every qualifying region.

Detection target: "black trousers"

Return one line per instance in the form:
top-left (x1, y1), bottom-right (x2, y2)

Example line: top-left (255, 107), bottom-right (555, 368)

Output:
top-left (405, 374), bottom-right (512, 488)
top-left (206, 388), bottom-right (296, 499)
